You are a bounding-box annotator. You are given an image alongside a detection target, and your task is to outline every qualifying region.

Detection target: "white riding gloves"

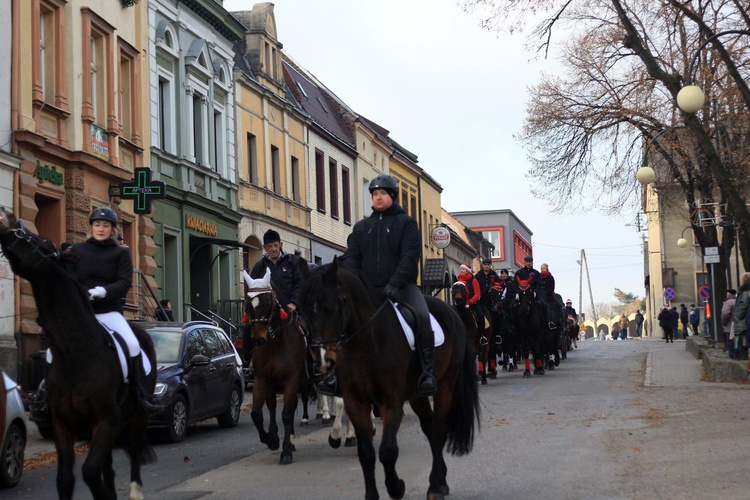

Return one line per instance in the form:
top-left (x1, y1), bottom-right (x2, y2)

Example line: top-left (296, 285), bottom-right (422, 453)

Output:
top-left (88, 286), bottom-right (107, 300)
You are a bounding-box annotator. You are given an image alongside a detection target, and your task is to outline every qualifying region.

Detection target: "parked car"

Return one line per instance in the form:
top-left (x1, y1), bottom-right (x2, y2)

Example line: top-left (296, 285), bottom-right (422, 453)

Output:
top-left (1, 370), bottom-right (26, 489)
top-left (29, 320), bottom-right (244, 444)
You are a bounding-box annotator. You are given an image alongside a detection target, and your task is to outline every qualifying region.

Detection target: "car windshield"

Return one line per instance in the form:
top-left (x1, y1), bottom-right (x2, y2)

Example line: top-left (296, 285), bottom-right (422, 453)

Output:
top-left (148, 330), bottom-right (183, 364)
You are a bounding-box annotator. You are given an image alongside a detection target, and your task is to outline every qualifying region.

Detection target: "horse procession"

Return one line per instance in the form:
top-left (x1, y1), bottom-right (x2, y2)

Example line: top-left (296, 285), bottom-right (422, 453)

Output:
top-left (0, 192), bottom-right (580, 500)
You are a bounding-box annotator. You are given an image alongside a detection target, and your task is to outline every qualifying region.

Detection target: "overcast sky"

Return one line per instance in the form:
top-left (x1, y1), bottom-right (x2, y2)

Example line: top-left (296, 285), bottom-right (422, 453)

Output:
top-left (223, 0), bottom-right (646, 312)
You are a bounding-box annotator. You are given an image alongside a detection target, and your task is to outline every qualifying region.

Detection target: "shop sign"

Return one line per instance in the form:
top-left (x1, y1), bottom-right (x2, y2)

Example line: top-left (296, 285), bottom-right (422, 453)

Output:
top-left (33, 160), bottom-right (64, 186)
top-left (431, 226), bottom-right (451, 249)
top-left (185, 214), bottom-right (218, 237)
top-left (89, 124), bottom-right (109, 160)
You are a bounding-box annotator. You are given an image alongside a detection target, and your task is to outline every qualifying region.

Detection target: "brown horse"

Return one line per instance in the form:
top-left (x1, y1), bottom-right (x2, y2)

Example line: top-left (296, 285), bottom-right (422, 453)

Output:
top-left (0, 208), bottom-right (156, 500)
top-left (450, 281), bottom-right (491, 385)
top-left (242, 268), bottom-right (313, 465)
top-left (300, 260), bottom-right (479, 500)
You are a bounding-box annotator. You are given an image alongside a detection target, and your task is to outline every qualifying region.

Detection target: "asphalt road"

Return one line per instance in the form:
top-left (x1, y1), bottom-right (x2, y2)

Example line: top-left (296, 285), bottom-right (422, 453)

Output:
top-left (7, 338), bottom-right (750, 499)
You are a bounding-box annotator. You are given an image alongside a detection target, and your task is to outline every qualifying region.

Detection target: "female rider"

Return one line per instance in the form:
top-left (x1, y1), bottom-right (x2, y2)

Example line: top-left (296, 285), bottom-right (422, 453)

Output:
top-left (67, 207), bottom-right (159, 416)
top-left (458, 264), bottom-right (487, 345)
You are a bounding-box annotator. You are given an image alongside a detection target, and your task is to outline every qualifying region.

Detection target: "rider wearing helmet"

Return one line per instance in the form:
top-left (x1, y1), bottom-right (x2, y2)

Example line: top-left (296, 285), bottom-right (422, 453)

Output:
top-left (323, 174), bottom-right (437, 397)
top-left (563, 299), bottom-right (578, 322)
top-left (67, 207), bottom-right (159, 416)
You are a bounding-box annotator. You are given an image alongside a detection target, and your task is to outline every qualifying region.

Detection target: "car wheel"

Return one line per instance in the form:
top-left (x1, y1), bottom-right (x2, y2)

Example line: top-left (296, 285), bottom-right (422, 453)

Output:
top-left (164, 394), bottom-right (188, 443)
top-left (216, 385), bottom-right (242, 428)
top-left (0, 422), bottom-right (25, 489)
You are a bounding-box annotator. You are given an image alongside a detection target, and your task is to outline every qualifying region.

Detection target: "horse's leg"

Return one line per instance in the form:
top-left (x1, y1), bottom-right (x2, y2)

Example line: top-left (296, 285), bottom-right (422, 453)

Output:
top-left (480, 344), bottom-right (488, 385)
top-left (347, 399), bottom-right (380, 500)
top-left (279, 384), bottom-right (300, 465)
top-left (265, 391), bottom-right (281, 451)
top-left (54, 424), bottom-right (77, 500)
top-left (410, 396), bottom-right (449, 497)
top-left (299, 381), bottom-right (310, 427)
top-left (127, 417), bottom-right (154, 500)
top-left (329, 396), bottom-right (344, 448)
top-left (81, 423), bottom-right (119, 500)
top-left (250, 380), bottom-right (277, 450)
top-left (378, 400), bottom-right (406, 500)
top-left (316, 388), bottom-right (333, 425)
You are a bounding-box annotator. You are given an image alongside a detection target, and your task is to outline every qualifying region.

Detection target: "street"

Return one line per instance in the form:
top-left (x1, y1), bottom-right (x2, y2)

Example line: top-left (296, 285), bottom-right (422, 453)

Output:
top-left (7, 338), bottom-right (750, 499)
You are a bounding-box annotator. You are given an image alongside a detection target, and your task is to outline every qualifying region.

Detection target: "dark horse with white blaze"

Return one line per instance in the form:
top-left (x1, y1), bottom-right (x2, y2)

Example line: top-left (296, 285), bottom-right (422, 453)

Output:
top-left (300, 260), bottom-right (480, 500)
top-left (242, 268), bottom-right (313, 465)
top-left (0, 208), bottom-right (156, 500)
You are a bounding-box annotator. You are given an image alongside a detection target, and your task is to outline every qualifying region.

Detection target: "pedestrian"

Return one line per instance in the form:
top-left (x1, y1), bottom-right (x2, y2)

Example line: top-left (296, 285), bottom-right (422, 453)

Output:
top-left (66, 207), bottom-right (159, 415)
top-left (733, 273), bottom-right (750, 361)
top-left (634, 309), bottom-right (644, 337)
top-left (598, 327), bottom-right (606, 341)
top-left (156, 299), bottom-right (175, 321)
top-left (679, 304), bottom-right (689, 339)
top-left (618, 313), bottom-right (630, 340)
top-left (721, 289), bottom-right (737, 356)
top-left (658, 306), bottom-right (673, 343)
top-left (321, 174), bottom-right (436, 397)
top-left (689, 304), bottom-right (700, 337)
top-left (670, 307), bottom-right (680, 340)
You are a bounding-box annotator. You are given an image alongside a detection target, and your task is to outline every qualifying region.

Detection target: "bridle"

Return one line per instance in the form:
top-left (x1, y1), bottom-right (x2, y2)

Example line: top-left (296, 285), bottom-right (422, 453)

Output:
top-left (246, 287), bottom-right (286, 339)
top-left (1, 221), bottom-right (63, 276)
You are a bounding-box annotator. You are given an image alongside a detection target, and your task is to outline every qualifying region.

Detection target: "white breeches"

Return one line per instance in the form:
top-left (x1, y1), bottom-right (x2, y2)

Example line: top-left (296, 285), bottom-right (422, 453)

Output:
top-left (96, 311), bottom-right (141, 357)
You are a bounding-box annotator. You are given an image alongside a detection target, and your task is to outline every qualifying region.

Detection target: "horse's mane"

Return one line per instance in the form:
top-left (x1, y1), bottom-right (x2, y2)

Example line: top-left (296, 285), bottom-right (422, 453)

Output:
top-left (303, 261), bottom-right (379, 307)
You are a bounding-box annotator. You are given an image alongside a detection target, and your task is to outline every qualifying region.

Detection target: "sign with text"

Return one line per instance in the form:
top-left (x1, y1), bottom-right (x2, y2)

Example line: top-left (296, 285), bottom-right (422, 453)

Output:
top-left (119, 168), bottom-right (167, 214)
top-left (430, 226), bottom-right (451, 249)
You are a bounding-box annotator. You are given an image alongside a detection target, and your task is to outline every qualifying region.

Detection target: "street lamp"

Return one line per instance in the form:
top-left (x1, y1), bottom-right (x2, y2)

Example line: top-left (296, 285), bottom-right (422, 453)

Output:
top-left (677, 227), bottom-right (693, 248)
top-left (677, 30), bottom-right (750, 114)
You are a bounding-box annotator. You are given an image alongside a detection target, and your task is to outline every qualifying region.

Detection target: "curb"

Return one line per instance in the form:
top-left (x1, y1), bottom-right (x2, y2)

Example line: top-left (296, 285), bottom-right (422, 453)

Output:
top-left (686, 336), bottom-right (750, 382)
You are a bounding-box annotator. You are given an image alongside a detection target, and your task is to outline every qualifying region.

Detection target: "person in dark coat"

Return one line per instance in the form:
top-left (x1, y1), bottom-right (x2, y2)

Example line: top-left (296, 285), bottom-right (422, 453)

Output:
top-left (156, 299), bottom-right (175, 321)
top-left (475, 257), bottom-right (498, 311)
top-left (537, 263), bottom-right (563, 329)
top-left (67, 206), bottom-right (159, 415)
top-left (323, 174), bottom-right (436, 397)
top-left (679, 304), bottom-right (689, 339)
top-left (250, 229), bottom-right (303, 311)
top-left (658, 307), bottom-right (673, 343)
top-left (634, 310), bottom-right (644, 337)
top-left (669, 307), bottom-right (680, 341)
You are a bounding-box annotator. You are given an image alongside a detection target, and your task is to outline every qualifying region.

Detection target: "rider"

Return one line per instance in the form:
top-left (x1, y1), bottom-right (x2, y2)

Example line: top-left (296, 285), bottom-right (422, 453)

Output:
top-left (70, 207), bottom-right (160, 416)
top-left (475, 257), bottom-right (498, 310)
top-left (321, 174), bottom-right (437, 397)
top-left (562, 299), bottom-right (578, 323)
top-left (514, 255), bottom-right (539, 291)
top-left (459, 263), bottom-right (487, 346)
top-left (537, 263), bottom-right (563, 330)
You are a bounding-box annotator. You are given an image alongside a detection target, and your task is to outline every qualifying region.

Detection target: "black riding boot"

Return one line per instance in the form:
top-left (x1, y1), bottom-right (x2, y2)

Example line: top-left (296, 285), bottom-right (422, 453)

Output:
top-left (130, 354), bottom-right (161, 417)
top-left (417, 345), bottom-right (437, 396)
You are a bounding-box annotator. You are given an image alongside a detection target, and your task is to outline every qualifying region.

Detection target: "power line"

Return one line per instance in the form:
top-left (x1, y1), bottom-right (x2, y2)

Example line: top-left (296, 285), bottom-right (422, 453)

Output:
top-left (534, 242), bottom-right (642, 250)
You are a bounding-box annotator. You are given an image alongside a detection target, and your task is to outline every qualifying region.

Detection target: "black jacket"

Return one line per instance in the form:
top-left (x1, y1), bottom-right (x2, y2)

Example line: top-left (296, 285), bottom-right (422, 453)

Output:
top-left (514, 267), bottom-right (539, 290)
top-left (68, 237), bottom-right (132, 314)
top-left (679, 306), bottom-right (689, 324)
top-left (475, 270), bottom-right (498, 303)
top-left (658, 309), bottom-right (671, 328)
top-left (669, 309), bottom-right (679, 328)
top-left (250, 251), bottom-right (303, 307)
top-left (562, 306), bottom-right (578, 320)
top-left (341, 203), bottom-right (420, 290)
top-left (537, 272), bottom-right (555, 298)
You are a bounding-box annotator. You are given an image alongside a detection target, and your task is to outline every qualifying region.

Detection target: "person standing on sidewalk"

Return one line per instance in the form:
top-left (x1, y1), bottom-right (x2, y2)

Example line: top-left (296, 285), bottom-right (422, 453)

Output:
top-left (721, 289), bottom-right (737, 356)
top-left (618, 313), bottom-right (630, 340)
top-left (733, 273), bottom-right (750, 362)
top-left (669, 307), bottom-right (680, 340)
top-left (658, 307), bottom-right (673, 343)
top-left (689, 304), bottom-right (700, 337)
top-left (634, 310), bottom-right (644, 337)
top-left (679, 304), bottom-right (689, 339)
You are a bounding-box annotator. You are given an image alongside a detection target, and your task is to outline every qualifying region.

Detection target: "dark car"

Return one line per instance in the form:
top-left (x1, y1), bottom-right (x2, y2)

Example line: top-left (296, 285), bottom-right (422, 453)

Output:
top-left (30, 321), bottom-right (244, 444)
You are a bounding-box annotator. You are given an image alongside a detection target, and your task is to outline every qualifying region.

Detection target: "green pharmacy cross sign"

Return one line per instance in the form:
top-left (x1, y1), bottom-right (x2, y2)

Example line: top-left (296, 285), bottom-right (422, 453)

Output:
top-left (118, 168), bottom-right (166, 214)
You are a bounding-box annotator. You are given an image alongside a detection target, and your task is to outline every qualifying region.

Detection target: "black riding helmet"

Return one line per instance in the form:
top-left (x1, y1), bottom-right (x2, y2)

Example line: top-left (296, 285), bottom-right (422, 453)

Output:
top-left (369, 174), bottom-right (399, 199)
top-left (89, 206), bottom-right (118, 225)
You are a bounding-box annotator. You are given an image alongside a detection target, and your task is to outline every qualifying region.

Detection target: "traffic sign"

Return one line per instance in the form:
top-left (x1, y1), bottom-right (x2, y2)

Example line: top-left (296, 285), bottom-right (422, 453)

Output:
top-left (704, 254), bottom-right (721, 264)
top-left (664, 287), bottom-right (676, 300)
top-left (699, 285), bottom-right (711, 299)
top-left (704, 246), bottom-right (719, 256)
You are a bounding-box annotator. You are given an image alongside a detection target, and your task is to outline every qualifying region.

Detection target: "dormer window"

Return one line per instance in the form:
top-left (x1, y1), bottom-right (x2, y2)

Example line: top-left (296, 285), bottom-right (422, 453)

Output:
top-left (296, 81), bottom-right (308, 98)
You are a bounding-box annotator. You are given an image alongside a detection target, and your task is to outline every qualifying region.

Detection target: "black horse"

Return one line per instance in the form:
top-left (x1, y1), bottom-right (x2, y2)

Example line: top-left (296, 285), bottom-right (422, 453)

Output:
top-left (508, 277), bottom-right (549, 378)
top-left (0, 208), bottom-right (156, 500)
top-left (490, 286), bottom-right (520, 372)
top-left (450, 281), bottom-right (491, 385)
top-left (300, 260), bottom-right (479, 500)
top-left (242, 269), bottom-right (313, 465)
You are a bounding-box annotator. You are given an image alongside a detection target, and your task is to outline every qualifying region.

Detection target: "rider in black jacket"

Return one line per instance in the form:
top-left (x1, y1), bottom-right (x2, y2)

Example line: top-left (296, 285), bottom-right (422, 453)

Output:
top-left (250, 229), bottom-right (303, 310)
top-left (320, 174), bottom-right (436, 397)
top-left (475, 257), bottom-right (499, 310)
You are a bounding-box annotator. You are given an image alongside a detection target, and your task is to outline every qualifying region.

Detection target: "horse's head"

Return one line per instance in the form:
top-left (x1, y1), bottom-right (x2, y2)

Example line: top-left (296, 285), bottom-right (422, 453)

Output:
top-left (451, 281), bottom-right (467, 308)
top-left (242, 267), bottom-right (286, 344)
top-left (299, 258), bottom-right (353, 374)
top-left (0, 206), bottom-right (70, 280)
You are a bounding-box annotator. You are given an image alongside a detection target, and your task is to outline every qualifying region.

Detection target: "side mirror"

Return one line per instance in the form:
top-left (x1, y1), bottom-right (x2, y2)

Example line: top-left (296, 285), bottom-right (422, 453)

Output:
top-left (188, 354), bottom-right (210, 368)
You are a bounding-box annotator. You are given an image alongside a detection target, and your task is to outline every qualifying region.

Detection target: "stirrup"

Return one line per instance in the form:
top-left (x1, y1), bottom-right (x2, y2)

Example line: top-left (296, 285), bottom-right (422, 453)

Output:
top-left (417, 373), bottom-right (437, 396)
top-left (548, 322), bottom-right (557, 330)
top-left (480, 336), bottom-right (488, 346)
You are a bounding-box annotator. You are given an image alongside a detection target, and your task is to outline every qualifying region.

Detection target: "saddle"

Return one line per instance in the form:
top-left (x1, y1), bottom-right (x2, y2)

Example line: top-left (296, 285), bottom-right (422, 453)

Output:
top-left (389, 301), bottom-right (445, 350)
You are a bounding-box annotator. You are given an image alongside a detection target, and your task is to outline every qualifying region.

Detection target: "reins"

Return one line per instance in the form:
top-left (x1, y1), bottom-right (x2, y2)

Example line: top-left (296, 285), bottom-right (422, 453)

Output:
top-left (310, 293), bottom-right (390, 352)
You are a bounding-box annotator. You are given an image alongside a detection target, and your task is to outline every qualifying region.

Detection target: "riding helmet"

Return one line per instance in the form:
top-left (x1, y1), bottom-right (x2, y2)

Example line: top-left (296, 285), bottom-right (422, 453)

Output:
top-left (368, 174), bottom-right (399, 198)
top-left (89, 206), bottom-right (118, 225)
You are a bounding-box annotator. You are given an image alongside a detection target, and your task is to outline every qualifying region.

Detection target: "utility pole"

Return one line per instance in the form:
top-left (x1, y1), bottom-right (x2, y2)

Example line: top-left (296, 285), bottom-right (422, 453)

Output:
top-left (582, 249), bottom-right (598, 323)
top-left (578, 250), bottom-right (583, 319)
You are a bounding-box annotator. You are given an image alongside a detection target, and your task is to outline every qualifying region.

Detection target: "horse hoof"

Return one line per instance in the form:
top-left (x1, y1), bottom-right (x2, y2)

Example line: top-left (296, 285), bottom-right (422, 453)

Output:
top-left (534, 368), bottom-right (545, 376)
top-left (555, 358), bottom-right (560, 366)
top-left (279, 453), bottom-right (293, 465)
top-left (387, 479), bottom-right (405, 499)
top-left (502, 365), bottom-right (508, 371)
top-left (481, 378), bottom-right (487, 385)
top-left (291, 443), bottom-right (297, 452)
top-left (300, 419), bottom-right (309, 427)
top-left (315, 413), bottom-right (323, 419)
top-left (329, 435), bottom-right (342, 449)
top-left (344, 437), bottom-right (356, 447)
top-left (266, 436), bottom-right (280, 451)
top-left (547, 364), bottom-right (555, 371)
top-left (322, 416), bottom-right (334, 427)
top-left (523, 370), bottom-right (531, 378)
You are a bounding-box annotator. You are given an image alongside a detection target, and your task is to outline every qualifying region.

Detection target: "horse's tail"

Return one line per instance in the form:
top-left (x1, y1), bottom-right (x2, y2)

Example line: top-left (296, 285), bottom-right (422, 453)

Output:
top-left (446, 331), bottom-right (480, 456)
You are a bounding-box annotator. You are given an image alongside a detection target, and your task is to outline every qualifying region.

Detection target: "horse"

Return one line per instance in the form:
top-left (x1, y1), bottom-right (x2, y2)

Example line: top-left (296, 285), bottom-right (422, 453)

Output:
top-left (565, 316), bottom-right (580, 349)
top-left (300, 259), bottom-right (479, 500)
top-left (450, 281), bottom-right (491, 385)
top-left (0, 207), bottom-right (156, 500)
top-left (508, 277), bottom-right (550, 378)
top-left (242, 268), bottom-right (313, 465)
top-left (490, 285), bottom-right (520, 372)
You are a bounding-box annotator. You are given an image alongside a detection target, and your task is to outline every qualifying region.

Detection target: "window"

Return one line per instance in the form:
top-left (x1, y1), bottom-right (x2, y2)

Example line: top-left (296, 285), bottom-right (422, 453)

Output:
top-left (34, 0), bottom-right (68, 126)
top-left (264, 42), bottom-right (270, 75)
top-left (272, 47), bottom-right (278, 80)
top-left (247, 133), bottom-right (258, 184)
top-left (315, 150), bottom-right (325, 213)
top-left (329, 159), bottom-right (339, 219)
top-left (201, 330), bottom-right (226, 358)
top-left (410, 195), bottom-right (417, 220)
top-left (476, 227), bottom-right (504, 259)
top-left (342, 166), bottom-right (351, 224)
top-left (513, 230), bottom-right (532, 267)
top-left (291, 156), bottom-right (300, 203)
top-left (271, 145), bottom-right (281, 195)
top-left (38, 3), bottom-right (59, 103)
top-left (401, 189), bottom-right (408, 214)
top-left (213, 107), bottom-right (225, 173)
top-left (119, 40), bottom-right (140, 144)
top-left (189, 90), bottom-right (208, 165)
top-left (82, 9), bottom-right (115, 154)
top-left (363, 179), bottom-right (371, 217)
top-left (158, 75), bottom-right (174, 152)
top-left (91, 34), bottom-right (104, 124)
